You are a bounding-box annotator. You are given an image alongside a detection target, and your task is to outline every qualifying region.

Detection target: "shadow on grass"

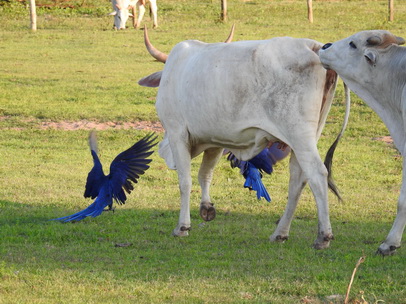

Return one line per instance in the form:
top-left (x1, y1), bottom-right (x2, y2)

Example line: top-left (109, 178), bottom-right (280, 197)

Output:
top-left (0, 199), bottom-right (405, 303)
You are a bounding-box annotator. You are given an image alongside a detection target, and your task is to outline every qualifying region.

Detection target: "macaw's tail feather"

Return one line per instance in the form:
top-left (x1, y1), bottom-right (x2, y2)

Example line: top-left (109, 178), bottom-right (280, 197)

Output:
top-left (243, 163), bottom-right (271, 202)
top-left (52, 200), bottom-right (105, 222)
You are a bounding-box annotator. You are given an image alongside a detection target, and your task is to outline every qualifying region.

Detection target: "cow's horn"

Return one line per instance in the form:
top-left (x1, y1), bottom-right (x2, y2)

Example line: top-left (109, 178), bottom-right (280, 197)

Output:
top-left (144, 25), bottom-right (168, 63)
top-left (224, 24), bottom-right (235, 43)
top-left (367, 36), bottom-right (382, 46)
top-left (395, 36), bottom-right (405, 45)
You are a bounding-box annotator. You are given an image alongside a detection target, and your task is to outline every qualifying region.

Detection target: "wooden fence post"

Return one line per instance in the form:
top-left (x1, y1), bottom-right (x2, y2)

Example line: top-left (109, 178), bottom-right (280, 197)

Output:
top-left (29, 0), bottom-right (37, 31)
top-left (221, 0), bottom-right (227, 22)
top-left (307, 0), bottom-right (313, 23)
top-left (388, 0), bottom-right (394, 22)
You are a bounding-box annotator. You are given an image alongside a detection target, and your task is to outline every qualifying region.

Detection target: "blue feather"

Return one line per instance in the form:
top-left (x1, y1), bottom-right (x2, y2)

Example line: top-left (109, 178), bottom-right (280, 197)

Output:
top-left (53, 132), bottom-right (157, 222)
top-left (243, 162), bottom-right (271, 202)
top-left (227, 144), bottom-right (291, 202)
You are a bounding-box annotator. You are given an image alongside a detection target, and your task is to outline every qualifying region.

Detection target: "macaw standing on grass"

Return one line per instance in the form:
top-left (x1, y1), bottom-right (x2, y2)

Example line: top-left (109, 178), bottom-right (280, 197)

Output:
top-left (53, 132), bottom-right (157, 222)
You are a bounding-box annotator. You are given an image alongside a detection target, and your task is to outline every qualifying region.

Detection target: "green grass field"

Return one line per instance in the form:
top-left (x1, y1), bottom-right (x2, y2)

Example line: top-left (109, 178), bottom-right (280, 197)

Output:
top-left (1, 0), bottom-right (406, 303)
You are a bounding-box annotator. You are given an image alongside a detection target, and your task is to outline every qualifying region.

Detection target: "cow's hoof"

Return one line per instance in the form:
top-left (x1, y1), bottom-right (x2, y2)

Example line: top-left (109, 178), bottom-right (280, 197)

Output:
top-left (200, 202), bottom-right (216, 222)
top-left (376, 243), bottom-right (400, 256)
top-left (172, 226), bottom-right (191, 237)
top-left (270, 234), bottom-right (289, 243)
top-left (313, 233), bottom-right (334, 250)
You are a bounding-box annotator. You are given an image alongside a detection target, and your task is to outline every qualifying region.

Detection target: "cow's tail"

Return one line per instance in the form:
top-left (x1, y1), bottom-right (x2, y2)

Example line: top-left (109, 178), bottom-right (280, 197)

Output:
top-left (324, 82), bottom-right (351, 201)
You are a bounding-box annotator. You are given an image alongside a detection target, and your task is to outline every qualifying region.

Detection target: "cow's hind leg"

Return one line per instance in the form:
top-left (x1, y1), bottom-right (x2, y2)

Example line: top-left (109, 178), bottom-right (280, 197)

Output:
top-left (271, 152), bottom-right (307, 242)
top-left (149, 0), bottom-right (158, 28)
top-left (377, 157), bottom-right (406, 255)
top-left (272, 147), bottom-right (333, 249)
top-left (135, 2), bottom-right (146, 29)
top-left (297, 151), bottom-right (333, 249)
top-left (198, 148), bottom-right (223, 222)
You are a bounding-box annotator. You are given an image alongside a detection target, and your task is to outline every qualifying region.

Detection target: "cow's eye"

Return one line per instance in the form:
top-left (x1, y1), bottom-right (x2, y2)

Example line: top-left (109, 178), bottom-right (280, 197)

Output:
top-left (349, 41), bottom-right (357, 49)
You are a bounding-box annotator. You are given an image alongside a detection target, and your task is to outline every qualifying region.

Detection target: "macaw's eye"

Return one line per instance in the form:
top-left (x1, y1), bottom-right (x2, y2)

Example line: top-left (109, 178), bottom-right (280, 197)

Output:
top-left (349, 41), bottom-right (357, 49)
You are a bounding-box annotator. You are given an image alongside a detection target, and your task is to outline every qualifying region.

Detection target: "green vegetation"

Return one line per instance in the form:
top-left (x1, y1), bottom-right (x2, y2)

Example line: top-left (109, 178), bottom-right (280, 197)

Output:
top-left (1, 0), bottom-right (406, 303)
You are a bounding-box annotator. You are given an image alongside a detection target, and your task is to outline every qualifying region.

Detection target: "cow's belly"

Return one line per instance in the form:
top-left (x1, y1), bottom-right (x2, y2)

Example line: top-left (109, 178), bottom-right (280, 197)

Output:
top-left (158, 98), bottom-right (281, 160)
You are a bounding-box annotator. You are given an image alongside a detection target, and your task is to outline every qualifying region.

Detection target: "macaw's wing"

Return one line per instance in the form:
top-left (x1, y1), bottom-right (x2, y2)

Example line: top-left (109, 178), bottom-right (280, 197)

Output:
top-left (227, 144), bottom-right (291, 175)
top-left (53, 188), bottom-right (113, 222)
top-left (248, 145), bottom-right (291, 175)
top-left (108, 133), bottom-right (158, 204)
top-left (84, 149), bottom-right (106, 199)
top-left (226, 152), bottom-right (271, 202)
top-left (243, 163), bottom-right (271, 202)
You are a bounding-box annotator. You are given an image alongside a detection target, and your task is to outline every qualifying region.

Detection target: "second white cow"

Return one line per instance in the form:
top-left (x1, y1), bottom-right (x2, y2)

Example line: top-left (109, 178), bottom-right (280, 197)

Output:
top-left (140, 30), bottom-right (350, 249)
top-left (110, 0), bottom-right (157, 30)
top-left (319, 30), bottom-right (406, 255)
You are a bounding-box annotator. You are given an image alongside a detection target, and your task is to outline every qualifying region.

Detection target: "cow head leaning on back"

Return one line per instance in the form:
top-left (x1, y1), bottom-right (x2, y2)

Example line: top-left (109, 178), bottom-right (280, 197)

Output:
top-left (320, 30), bottom-right (406, 255)
top-left (319, 30), bottom-right (405, 84)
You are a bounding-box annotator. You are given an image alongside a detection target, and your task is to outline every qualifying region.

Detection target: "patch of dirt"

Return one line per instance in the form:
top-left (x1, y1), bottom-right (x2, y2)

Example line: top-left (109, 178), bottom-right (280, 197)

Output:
top-left (0, 116), bottom-right (164, 132)
top-left (39, 120), bottom-right (164, 132)
top-left (373, 136), bottom-right (393, 145)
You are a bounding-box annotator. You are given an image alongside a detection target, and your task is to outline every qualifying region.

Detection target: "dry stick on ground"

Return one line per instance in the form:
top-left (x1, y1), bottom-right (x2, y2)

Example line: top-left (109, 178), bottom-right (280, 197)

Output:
top-left (344, 254), bottom-right (366, 304)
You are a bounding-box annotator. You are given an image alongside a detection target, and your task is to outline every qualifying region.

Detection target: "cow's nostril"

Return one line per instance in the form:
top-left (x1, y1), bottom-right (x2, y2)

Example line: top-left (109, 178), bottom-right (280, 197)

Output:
top-left (322, 43), bottom-right (332, 50)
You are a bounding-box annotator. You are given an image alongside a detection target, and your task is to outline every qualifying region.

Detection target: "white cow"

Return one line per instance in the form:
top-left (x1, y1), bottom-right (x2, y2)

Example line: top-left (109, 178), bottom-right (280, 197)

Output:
top-left (319, 30), bottom-right (406, 255)
top-left (139, 29), bottom-right (350, 249)
top-left (110, 0), bottom-right (157, 30)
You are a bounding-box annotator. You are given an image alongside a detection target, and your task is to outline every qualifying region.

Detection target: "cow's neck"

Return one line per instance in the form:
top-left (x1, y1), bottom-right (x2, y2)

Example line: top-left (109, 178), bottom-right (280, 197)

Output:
top-left (344, 77), bottom-right (406, 153)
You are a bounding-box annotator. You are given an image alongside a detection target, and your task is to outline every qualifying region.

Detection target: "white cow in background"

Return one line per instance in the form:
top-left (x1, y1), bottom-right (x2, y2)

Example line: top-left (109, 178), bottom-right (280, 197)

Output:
top-left (139, 28), bottom-right (350, 250)
top-left (110, 0), bottom-right (158, 30)
top-left (319, 30), bottom-right (406, 255)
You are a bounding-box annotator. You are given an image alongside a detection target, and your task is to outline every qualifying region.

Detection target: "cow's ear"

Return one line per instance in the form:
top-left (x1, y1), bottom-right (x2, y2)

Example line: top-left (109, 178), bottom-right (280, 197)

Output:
top-left (364, 49), bottom-right (377, 66)
top-left (138, 71), bottom-right (162, 87)
top-left (108, 11), bottom-right (117, 16)
top-left (366, 36), bottom-right (381, 46)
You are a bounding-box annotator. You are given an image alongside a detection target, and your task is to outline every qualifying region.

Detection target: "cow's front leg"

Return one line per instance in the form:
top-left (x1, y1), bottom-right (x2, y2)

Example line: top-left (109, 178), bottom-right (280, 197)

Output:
top-left (198, 148), bottom-right (223, 222)
top-left (271, 153), bottom-right (306, 242)
top-left (170, 139), bottom-right (193, 236)
top-left (377, 156), bottom-right (406, 255)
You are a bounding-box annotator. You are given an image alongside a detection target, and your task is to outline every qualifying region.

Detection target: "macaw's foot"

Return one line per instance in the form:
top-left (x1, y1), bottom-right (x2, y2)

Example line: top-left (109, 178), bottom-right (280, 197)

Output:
top-left (313, 233), bottom-right (334, 250)
top-left (172, 225), bottom-right (191, 237)
top-left (103, 207), bottom-right (115, 213)
top-left (376, 243), bottom-right (400, 256)
top-left (200, 202), bottom-right (216, 222)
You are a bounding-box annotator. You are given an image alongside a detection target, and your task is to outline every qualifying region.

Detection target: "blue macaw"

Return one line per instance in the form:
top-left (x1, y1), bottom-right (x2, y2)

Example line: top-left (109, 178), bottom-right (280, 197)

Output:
top-left (227, 144), bottom-right (291, 202)
top-left (53, 132), bottom-right (157, 222)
